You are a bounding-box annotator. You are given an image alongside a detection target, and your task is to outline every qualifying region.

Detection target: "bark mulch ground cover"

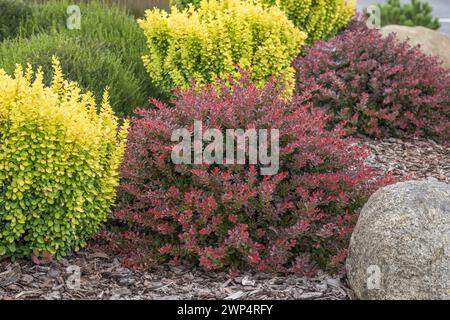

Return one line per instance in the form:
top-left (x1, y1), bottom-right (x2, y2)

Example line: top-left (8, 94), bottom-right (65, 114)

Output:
top-left (362, 137), bottom-right (449, 183)
top-left (0, 137), bottom-right (448, 300)
top-left (0, 252), bottom-right (349, 300)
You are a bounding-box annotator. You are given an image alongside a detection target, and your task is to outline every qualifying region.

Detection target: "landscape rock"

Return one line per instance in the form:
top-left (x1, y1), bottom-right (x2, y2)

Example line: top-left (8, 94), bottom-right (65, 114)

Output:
top-left (347, 180), bottom-right (450, 300)
top-left (381, 25), bottom-right (450, 69)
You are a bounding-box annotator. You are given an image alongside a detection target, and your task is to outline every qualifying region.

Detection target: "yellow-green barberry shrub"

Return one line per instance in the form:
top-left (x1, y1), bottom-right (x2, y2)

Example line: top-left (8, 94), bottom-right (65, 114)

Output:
top-left (0, 57), bottom-right (128, 259)
top-left (139, 0), bottom-right (306, 96)
top-left (262, 0), bottom-right (356, 43)
top-left (171, 0), bottom-right (356, 44)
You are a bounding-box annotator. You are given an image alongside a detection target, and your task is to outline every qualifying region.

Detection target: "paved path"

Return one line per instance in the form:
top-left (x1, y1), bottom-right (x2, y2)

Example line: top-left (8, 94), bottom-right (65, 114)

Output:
top-left (356, 0), bottom-right (450, 35)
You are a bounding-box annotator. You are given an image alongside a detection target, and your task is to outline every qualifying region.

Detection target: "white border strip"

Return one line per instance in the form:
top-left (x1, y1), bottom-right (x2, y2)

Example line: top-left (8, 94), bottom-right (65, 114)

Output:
top-left (439, 18), bottom-right (450, 23)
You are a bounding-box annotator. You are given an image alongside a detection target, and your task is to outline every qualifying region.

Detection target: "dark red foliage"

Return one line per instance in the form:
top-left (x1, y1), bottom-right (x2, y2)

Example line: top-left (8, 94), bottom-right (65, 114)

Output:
top-left (107, 73), bottom-right (395, 274)
top-left (294, 18), bottom-right (450, 142)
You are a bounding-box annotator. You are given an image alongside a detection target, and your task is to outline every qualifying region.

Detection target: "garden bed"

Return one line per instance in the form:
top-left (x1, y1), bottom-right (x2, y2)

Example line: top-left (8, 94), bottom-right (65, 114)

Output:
top-left (1, 0), bottom-right (449, 301)
top-left (1, 137), bottom-right (447, 300)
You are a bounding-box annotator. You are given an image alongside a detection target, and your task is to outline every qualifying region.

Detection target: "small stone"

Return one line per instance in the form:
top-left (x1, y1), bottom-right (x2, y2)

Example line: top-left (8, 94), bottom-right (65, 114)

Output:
top-left (241, 276), bottom-right (255, 286)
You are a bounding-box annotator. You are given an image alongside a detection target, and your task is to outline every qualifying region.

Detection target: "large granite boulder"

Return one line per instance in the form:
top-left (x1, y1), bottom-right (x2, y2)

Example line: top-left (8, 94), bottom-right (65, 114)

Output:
top-left (347, 180), bottom-right (450, 300)
top-left (381, 25), bottom-right (450, 69)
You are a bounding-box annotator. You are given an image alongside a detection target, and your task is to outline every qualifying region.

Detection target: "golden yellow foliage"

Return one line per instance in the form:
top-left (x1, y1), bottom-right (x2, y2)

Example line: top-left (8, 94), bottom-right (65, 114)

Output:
top-left (139, 0), bottom-right (306, 95)
top-left (0, 57), bottom-right (128, 258)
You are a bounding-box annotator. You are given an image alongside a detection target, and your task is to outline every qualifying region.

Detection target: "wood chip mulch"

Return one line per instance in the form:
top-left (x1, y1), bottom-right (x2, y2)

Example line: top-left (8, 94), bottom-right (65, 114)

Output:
top-left (361, 136), bottom-right (449, 183)
top-left (0, 252), bottom-right (350, 300)
top-left (0, 137), bottom-right (448, 300)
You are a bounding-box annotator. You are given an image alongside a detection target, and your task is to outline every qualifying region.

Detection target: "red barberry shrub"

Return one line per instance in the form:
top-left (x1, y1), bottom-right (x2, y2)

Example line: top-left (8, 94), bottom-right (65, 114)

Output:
top-left (294, 17), bottom-right (450, 142)
top-left (107, 73), bottom-right (395, 274)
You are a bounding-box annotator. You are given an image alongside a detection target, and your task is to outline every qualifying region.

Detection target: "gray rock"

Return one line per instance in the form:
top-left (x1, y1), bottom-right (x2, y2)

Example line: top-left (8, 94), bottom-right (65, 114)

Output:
top-left (346, 180), bottom-right (450, 300)
top-left (381, 25), bottom-right (450, 69)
